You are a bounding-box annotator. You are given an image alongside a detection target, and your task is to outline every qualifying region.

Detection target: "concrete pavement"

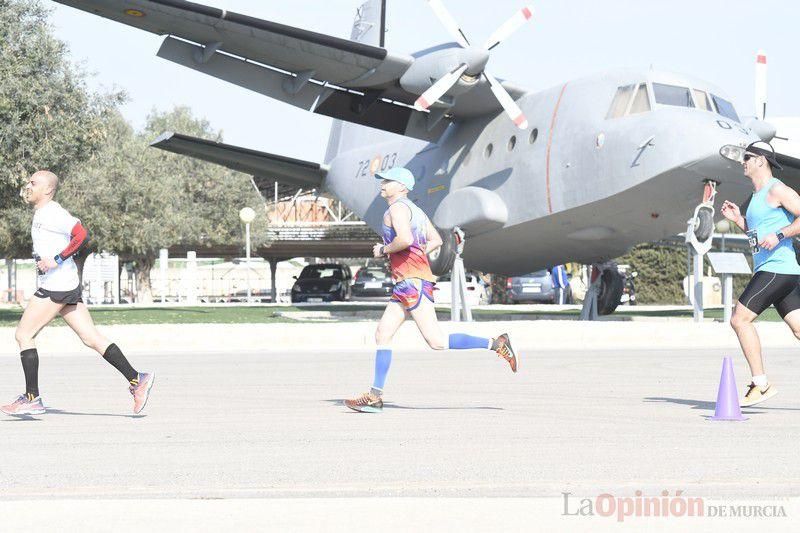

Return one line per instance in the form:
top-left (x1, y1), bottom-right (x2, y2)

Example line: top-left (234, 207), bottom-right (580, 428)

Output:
top-left (2, 347), bottom-right (800, 500)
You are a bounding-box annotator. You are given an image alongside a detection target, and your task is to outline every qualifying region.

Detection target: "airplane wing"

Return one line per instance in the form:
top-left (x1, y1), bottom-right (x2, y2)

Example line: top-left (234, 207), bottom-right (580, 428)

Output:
top-left (54, 0), bottom-right (529, 141)
top-left (150, 131), bottom-right (327, 198)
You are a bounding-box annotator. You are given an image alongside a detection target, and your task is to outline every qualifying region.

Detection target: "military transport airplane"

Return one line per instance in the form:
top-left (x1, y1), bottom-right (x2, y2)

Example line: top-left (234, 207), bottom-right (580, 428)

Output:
top-left (53, 0), bottom-right (799, 314)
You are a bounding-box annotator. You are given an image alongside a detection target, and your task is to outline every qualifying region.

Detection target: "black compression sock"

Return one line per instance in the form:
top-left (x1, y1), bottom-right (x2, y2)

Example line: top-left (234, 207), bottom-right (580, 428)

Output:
top-left (21, 348), bottom-right (39, 398)
top-left (102, 344), bottom-right (138, 383)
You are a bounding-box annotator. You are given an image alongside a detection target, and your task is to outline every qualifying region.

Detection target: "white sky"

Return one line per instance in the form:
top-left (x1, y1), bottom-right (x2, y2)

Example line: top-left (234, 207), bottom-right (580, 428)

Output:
top-left (49, 0), bottom-right (797, 162)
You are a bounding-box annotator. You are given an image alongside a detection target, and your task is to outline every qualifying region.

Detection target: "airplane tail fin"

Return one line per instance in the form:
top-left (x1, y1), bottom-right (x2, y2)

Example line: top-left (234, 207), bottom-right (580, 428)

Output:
top-left (323, 0), bottom-right (386, 163)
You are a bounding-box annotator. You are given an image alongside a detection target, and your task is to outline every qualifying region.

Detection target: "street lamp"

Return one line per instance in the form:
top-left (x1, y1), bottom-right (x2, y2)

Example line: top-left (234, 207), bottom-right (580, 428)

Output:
top-left (715, 219), bottom-right (731, 252)
top-left (239, 207), bottom-right (256, 303)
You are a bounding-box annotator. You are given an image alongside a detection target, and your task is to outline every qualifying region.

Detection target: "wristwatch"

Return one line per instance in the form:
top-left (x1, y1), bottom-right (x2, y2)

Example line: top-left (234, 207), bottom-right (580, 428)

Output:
top-left (777, 231), bottom-right (786, 242)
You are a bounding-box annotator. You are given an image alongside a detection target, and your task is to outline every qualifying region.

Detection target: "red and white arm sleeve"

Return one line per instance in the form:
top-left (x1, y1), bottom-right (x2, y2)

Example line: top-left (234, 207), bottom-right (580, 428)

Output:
top-left (55, 222), bottom-right (89, 263)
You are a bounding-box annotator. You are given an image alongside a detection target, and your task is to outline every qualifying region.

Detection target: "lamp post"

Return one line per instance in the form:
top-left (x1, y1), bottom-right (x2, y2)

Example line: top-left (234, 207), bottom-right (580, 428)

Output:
top-left (239, 207), bottom-right (256, 303)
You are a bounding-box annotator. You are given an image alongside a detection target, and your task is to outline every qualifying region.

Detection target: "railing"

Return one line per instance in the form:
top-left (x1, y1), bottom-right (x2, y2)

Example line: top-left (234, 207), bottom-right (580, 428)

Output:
top-left (257, 179), bottom-right (359, 225)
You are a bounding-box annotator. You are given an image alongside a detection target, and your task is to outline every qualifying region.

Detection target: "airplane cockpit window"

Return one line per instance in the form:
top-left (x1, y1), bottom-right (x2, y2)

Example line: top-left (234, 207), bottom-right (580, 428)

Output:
top-left (692, 89), bottom-right (713, 111)
top-left (629, 83), bottom-right (650, 114)
top-left (606, 84), bottom-right (635, 119)
top-left (606, 83), bottom-right (650, 119)
top-left (653, 83), bottom-right (695, 107)
top-left (711, 94), bottom-right (740, 122)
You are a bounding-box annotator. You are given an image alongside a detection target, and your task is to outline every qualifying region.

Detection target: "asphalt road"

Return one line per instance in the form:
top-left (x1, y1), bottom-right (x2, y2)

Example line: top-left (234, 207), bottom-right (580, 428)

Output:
top-left (2, 346), bottom-right (799, 500)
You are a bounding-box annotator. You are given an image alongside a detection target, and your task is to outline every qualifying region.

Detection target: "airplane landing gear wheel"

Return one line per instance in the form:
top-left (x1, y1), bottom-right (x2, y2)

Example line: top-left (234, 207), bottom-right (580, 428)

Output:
top-left (693, 206), bottom-right (714, 242)
top-left (429, 228), bottom-right (456, 276)
top-left (597, 266), bottom-right (625, 316)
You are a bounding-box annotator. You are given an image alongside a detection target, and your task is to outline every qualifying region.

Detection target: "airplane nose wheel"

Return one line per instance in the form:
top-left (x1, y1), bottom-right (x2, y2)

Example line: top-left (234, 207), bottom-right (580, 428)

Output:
top-left (692, 206), bottom-right (714, 242)
top-left (685, 179), bottom-right (719, 322)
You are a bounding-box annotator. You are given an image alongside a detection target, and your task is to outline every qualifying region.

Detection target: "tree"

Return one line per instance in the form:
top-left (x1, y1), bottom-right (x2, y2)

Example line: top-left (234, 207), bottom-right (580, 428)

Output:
top-left (0, 0), bottom-right (123, 257)
top-left (60, 107), bottom-right (269, 303)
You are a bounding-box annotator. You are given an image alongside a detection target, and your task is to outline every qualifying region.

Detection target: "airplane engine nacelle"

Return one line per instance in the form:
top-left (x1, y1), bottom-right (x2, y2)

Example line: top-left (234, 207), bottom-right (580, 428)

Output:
top-left (432, 186), bottom-right (508, 235)
top-left (399, 45), bottom-right (488, 100)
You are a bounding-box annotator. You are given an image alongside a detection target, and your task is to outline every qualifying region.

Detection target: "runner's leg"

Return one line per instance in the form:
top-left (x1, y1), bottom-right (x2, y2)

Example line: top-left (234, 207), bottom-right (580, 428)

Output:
top-left (60, 303), bottom-right (139, 383)
top-left (14, 295), bottom-right (64, 399)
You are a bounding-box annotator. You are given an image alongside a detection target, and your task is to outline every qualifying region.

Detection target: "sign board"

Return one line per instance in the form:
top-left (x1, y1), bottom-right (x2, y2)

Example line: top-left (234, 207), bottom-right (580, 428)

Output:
top-left (707, 252), bottom-right (752, 275)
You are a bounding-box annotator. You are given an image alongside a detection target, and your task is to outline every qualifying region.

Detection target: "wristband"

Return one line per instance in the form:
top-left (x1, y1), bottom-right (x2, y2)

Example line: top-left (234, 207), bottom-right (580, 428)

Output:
top-left (54, 255), bottom-right (64, 265)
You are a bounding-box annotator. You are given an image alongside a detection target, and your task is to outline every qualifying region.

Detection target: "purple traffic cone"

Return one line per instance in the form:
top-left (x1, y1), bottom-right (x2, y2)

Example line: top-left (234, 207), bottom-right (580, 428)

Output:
top-left (709, 356), bottom-right (748, 421)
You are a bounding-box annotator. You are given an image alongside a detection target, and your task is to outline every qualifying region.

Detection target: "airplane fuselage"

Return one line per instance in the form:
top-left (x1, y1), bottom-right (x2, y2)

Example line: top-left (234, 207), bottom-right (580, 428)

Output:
top-left (325, 68), bottom-right (760, 275)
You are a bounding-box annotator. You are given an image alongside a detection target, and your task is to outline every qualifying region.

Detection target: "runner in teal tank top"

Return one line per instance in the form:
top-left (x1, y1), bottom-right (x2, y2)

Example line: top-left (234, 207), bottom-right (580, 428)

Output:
top-left (721, 142), bottom-right (800, 407)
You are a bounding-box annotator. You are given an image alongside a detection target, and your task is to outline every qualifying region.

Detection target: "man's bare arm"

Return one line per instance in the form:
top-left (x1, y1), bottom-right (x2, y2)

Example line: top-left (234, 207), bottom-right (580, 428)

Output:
top-left (424, 224), bottom-right (443, 255)
top-left (774, 183), bottom-right (800, 238)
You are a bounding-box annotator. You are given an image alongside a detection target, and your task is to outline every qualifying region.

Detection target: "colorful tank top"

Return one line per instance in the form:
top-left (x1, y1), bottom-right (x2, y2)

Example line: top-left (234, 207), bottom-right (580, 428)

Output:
top-left (745, 177), bottom-right (800, 274)
top-left (382, 197), bottom-right (436, 283)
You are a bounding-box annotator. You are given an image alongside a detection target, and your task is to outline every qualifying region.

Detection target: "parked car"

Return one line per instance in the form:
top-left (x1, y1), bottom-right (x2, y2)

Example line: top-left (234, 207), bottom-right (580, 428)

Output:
top-left (291, 263), bottom-right (352, 303)
top-left (434, 272), bottom-right (489, 306)
top-left (351, 266), bottom-right (393, 299)
top-left (507, 270), bottom-right (573, 304)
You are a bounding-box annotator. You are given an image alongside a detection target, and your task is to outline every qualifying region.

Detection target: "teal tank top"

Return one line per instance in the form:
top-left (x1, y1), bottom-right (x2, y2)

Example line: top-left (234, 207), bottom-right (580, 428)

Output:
top-left (745, 177), bottom-right (800, 274)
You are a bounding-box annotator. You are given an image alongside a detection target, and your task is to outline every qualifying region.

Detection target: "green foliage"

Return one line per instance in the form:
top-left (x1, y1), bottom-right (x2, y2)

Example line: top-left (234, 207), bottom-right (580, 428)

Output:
top-left (615, 244), bottom-right (688, 304)
top-left (615, 244), bottom-right (752, 304)
top-left (59, 106), bottom-right (269, 301)
top-left (0, 0), bottom-right (123, 256)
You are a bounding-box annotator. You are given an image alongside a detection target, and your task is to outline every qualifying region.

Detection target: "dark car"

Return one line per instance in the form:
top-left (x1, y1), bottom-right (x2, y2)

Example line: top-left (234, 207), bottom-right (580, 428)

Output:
top-left (506, 270), bottom-right (573, 304)
top-left (352, 266), bottom-right (393, 299)
top-left (291, 264), bottom-right (352, 303)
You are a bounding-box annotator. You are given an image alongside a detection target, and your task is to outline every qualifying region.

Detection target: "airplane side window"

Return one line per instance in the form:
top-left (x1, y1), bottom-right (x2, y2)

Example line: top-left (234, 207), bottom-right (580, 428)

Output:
top-left (529, 128), bottom-right (538, 144)
top-left (508, 136), bottom-right (517, 151)
top-left (692, 89), bottom-right (712, 111)
top-left (628, 83), bottom-right (650, 114)
top-left (653, 83), bottom-right (694, 108)
top-left (485, 143), bottom-right (493, 159)
top-left (606, 84), bottom-right (635, 119)
top-left (711, 94), bottom-right (740, 123)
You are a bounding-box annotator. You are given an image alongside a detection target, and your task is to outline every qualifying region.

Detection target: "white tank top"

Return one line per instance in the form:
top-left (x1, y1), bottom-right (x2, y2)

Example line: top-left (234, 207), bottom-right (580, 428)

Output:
top-left (32, 201), bottom-right (80, 291)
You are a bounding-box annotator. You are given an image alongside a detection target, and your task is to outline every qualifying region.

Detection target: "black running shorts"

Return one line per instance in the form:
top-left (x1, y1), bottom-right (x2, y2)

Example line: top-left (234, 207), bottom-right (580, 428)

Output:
top-left (34, 285), bottom-right (83, 305)
top-left (738, 271), bottom-right (800, 318)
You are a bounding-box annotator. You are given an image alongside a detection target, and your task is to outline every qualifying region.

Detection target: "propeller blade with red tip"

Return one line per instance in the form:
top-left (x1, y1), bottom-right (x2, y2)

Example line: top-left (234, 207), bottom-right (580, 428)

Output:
top-left (414, 63), bottom-right (468, 111)
top-left (483, 71), bottom-right (528, 129)
top-left (427, 0), bottom-right (470, 48)
top-left (484, 5), bottom-right (534, 50)
top-left (755, 49), bottom-right (767, 120)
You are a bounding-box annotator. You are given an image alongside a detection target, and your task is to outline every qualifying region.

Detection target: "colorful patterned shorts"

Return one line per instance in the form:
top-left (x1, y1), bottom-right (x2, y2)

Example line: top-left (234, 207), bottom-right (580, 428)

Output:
top-left (391, 279), bottom-right (435, 311)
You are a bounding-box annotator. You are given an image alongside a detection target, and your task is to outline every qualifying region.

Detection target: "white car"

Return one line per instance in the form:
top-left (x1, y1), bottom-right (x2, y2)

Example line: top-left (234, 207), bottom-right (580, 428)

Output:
top-left (434, 273), bottom-right (489, 306)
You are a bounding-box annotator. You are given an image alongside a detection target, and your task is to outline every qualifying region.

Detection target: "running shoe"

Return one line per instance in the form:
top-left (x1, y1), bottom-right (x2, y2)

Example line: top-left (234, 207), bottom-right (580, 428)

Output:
top-left (741, 382), bottom-right (778, 407)
top-left (492, 333), bottom-right (518, 373)
top-left (1, 394), bottom-right (46, 416)
top-left (130, 372), bottom-right (155, 414)
top-left (344, 391), bottom-right (383, 413)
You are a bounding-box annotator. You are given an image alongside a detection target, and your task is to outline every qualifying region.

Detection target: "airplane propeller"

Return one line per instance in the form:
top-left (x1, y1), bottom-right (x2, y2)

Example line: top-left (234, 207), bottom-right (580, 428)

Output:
top-left (414, 0), bottom-right (533, 129)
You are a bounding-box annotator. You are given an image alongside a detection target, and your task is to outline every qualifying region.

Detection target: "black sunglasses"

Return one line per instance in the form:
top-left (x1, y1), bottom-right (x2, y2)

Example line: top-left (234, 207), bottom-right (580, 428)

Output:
top-left (743, 154), bottom-right (759, 162)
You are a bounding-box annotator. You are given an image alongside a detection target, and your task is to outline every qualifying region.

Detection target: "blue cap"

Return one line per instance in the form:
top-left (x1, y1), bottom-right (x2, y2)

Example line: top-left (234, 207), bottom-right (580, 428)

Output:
top-left (375, 166), bottom-right (415, 191)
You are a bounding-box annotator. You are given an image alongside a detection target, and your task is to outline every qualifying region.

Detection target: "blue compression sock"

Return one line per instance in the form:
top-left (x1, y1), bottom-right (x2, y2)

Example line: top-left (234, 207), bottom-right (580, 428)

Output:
top-left (448, 333), bottom-right (491, 350)
top-left (372, 347), bottom-right (392, 390)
